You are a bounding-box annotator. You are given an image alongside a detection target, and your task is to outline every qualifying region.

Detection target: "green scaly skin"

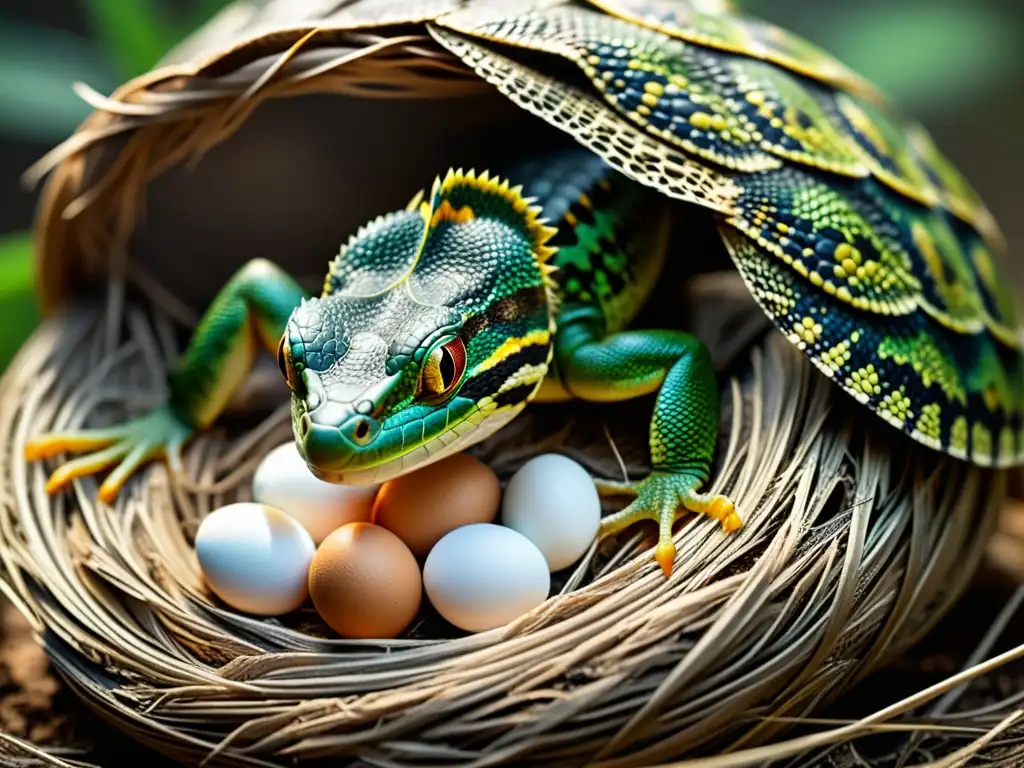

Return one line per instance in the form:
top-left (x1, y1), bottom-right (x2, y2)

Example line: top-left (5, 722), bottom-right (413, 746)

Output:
top-left (26, 150), bottom-right (738, 576)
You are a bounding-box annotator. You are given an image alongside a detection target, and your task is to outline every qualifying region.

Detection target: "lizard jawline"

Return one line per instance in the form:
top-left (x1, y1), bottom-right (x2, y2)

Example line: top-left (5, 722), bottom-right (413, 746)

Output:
top-left (304, 404), bottom-right (525, 486)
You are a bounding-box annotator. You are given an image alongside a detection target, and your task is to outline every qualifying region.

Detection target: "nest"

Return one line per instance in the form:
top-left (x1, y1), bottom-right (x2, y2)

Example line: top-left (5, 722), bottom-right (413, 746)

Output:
top-left (0, 3), bottom-right (1012, 766)
top-left (0, 284), bottom-right (1005, 767)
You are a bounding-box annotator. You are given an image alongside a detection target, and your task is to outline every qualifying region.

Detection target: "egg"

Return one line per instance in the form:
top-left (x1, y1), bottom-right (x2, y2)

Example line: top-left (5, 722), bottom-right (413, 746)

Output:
top-left (253, 442), bottom-right (379, 544)
top-left (309, 523), bottom-right (422, 639)
top-left (373, 453), bottom-right (500, 557)
top-left (423, 524), bottom-right (550, 633)
top-left (195, 503), bottom-right (315, 616)
top-left (502, 454), bottom-right (601, 572)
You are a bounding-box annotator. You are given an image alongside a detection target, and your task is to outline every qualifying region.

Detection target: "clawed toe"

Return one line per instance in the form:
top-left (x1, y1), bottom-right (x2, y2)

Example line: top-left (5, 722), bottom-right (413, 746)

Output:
top-left (25, 406), bottom-right (194, 504)
top-left (43, 443), bottom-right (126, 494)
top-left (692, 495), bottom-right (742, 532)
top-left (25, 430), bottom-right (121, 462)
top-left (595, 471), bottom-right (741, 579)
top-left (655, 540), bottom-right (676, 578)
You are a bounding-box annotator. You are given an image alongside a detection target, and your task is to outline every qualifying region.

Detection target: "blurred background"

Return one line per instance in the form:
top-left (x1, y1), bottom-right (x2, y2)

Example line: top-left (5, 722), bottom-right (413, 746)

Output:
top-left (0, 0), bottom-right (1022, 373)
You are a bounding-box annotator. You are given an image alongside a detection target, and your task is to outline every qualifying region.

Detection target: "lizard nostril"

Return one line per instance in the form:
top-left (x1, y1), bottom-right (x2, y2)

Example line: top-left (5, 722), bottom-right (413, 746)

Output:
top-left (347, 416), bottom-right (379, 446)
top-left (354, 419), bottom-right (370, 441)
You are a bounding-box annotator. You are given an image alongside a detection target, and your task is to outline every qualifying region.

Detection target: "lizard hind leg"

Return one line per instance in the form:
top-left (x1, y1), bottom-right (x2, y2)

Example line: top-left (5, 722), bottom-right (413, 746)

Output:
top-left (25, 258), bottom-right (308, 504)
top-left (557, 323), bottom-right (741, 578)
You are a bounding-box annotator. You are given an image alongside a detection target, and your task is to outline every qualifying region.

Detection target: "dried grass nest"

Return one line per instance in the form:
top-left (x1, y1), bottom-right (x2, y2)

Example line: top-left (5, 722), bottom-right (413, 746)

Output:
top-left (0, 3), bottom-right (1014, 766)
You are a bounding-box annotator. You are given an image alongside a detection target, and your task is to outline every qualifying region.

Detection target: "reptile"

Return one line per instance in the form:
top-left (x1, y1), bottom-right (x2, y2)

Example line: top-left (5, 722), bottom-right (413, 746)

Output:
top-left (25, 151), bottom-right (738, 576)
top-left (25, 1), bottom-right (1024, 578)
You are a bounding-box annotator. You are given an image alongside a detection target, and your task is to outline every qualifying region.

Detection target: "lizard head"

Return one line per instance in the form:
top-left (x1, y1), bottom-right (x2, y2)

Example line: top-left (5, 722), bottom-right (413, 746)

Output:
top-left (277, 169), bottom-right (559, 485)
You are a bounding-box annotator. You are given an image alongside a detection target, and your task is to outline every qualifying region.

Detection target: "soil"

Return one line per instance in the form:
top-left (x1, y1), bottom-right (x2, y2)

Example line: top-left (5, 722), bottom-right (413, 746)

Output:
top-left (0, 601), bottom-right (176, 767)
top-left (0, 601), bottom-right (83, 758)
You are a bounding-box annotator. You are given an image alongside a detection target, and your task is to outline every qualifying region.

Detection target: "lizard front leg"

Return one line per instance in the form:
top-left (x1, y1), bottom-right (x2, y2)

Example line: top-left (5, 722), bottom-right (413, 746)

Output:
top-left (26, 259), bottom-right (308, 503)
top-left (556, 320), bottom-right (741, 577)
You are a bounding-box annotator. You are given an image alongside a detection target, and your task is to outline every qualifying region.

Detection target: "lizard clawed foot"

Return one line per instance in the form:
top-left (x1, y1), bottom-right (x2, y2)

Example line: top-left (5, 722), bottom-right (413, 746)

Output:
top-left (596, 471), bottom-right (741, 578)
top-left (25, 406), bottom-right (194, 504)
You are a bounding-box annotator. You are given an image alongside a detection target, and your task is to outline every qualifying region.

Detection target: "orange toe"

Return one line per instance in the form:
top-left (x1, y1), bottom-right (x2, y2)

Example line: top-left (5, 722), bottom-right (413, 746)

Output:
top-left (655, 541), bottom-right (676, 578)
top-left (25, 440), bottom-right (55, 462)
top-left (722, 512), bottom-right (743, 533)
top-left (44, 471), bottom-right (70, 496)
top-left (97, 483), bottom-right (120, 506)
top-left (25, 436), bottom-right (107, 462)
top-left (708, 498), bottom-right (742, 533)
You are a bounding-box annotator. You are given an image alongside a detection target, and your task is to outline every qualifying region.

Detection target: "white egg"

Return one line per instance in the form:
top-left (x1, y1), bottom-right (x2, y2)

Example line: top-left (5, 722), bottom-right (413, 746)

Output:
top-left (501, 454), bottom-right (601, 572)
top-left (195, 503), bottom-right (315, 616)
top-left (253, 442), bottom-right (379, 544)
top-left (423, 524), bottom-right (550, 633)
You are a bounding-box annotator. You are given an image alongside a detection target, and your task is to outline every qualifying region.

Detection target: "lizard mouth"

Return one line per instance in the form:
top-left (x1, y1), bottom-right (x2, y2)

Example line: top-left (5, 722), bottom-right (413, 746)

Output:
top-left (291, 394), bottom-right (525, 487)
top-left (294, 411), bottom-right (427, 486)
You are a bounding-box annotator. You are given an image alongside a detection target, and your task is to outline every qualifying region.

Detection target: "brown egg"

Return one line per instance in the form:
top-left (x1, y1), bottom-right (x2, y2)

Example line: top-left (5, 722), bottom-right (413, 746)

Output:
top-left (308, 523), bottom-right (422, 639)
top-left (372, 453), bottom-right (501, 557)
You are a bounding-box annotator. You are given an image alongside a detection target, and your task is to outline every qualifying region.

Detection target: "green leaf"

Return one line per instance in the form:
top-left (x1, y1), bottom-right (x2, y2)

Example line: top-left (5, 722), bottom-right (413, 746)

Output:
top-left (0, 16), bottom-right (118, 143)
top-left (80, 0), bottom-right (181, 78)
top-left (0, 232), bottom-right (41, 373)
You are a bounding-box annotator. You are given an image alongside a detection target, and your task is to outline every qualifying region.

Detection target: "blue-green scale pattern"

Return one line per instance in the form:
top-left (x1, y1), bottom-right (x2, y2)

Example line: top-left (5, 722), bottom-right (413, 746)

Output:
top-left (725, 229), bottom-right (1023, 464)
top-left (431, 2), bottom-right (1024, 466)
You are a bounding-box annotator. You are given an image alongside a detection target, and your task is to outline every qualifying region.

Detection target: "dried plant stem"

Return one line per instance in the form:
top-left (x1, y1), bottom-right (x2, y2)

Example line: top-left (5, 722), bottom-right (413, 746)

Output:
top-left (0, 275), bottom-right (1003, 766)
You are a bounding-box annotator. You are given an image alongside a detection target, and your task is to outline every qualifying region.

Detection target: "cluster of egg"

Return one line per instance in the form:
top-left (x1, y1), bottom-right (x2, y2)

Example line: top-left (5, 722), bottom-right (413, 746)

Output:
top-left (195, 444), bottom-right (601, 637)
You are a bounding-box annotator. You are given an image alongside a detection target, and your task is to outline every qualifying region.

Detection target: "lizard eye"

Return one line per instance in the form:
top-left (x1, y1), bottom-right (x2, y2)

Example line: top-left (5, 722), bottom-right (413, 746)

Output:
top-left (277, 335), bottom-right (305, 396)
top-left (418, 337), bottom-right (467, 401)
top-left (277, 335), bottom-right (290, 381)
